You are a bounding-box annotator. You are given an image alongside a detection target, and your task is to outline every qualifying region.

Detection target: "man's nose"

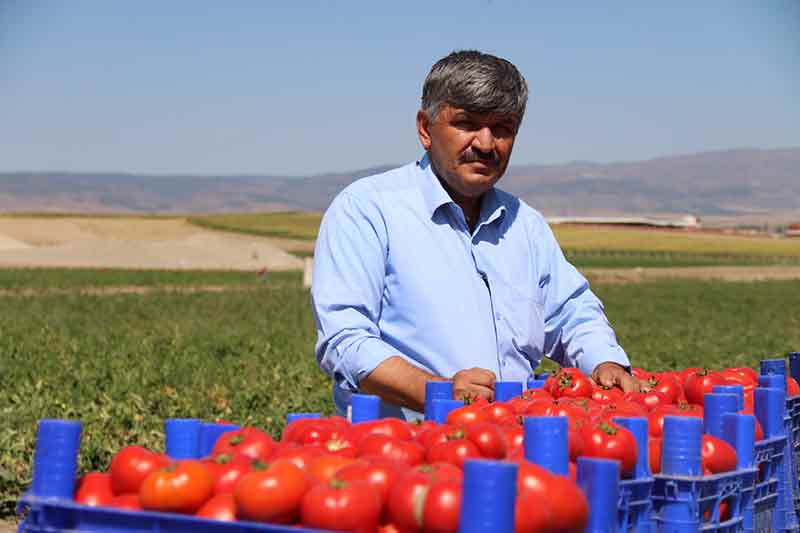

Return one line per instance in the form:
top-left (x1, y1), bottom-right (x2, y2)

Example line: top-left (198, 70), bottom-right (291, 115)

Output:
top-left (472, 126), bottom-right (496, 153)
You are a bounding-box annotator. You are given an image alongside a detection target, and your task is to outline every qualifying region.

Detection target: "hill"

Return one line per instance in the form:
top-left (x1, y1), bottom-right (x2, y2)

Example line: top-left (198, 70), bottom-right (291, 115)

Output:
top-left (1, 148), bottom-right (798, 220)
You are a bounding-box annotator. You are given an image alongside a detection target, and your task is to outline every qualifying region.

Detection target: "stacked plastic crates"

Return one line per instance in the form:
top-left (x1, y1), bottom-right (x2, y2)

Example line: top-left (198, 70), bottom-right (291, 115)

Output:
top-left (788, 352), bottom-right (800, 521)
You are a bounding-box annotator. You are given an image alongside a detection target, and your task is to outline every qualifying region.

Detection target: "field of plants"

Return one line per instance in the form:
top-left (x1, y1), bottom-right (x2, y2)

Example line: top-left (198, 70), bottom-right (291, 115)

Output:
top-left (2, 273), bottom-right (800, 517)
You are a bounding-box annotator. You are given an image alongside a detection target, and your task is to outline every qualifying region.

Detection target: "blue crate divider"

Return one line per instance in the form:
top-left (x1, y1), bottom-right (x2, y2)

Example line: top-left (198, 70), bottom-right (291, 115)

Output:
top-left (614, 417), bottom-right (655, 533)
top-left (751, 437), bottom-right (783, 532)
top-left (651, 416), bottom-right (756, 532)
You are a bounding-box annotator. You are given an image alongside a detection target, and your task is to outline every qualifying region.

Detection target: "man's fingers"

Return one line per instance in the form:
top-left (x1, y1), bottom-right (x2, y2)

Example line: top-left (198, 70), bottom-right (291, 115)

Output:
top-left (466, 368), bottom-right (497, 387)
top-left (618, 372), bottom-right (642, 393)
top-left (454, 384), bottom-right (494, 402)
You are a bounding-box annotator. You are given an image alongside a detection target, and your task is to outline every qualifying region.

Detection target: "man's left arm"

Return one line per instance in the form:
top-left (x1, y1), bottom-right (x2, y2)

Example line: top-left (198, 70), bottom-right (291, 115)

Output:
top-left (537, 222), bottom-right (642, 392)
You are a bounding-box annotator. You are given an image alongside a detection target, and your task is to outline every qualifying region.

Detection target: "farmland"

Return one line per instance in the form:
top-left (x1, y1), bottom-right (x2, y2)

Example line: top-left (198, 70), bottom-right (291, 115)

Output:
top-left (2, 276), bottom-right (800, 516)
top-left (2, 213), bottom-right (800, 521)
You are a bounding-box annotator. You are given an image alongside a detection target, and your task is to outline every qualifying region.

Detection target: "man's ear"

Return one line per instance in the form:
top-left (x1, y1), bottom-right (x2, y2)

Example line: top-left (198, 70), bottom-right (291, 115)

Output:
top-left (416, 110), bottom-right (432, 151)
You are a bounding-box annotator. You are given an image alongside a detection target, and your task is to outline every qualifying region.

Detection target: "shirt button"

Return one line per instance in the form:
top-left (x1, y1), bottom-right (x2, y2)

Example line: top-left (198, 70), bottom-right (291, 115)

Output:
top-left (502, 361), bottom-right (508, 367)
top-left (495, 312), bottom-right (502, 320)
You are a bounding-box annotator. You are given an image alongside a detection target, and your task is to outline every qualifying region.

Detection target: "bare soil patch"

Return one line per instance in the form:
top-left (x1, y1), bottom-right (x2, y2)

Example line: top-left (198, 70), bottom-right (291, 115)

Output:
top-left (0, 217), bottom-right (303, 271)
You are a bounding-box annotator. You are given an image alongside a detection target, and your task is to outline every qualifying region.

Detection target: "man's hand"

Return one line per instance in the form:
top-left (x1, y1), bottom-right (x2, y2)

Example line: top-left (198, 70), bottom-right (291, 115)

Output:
top-left (452, 367), bottom-right (496, 402)
top-left (591, 362), bottom-right (648, 393)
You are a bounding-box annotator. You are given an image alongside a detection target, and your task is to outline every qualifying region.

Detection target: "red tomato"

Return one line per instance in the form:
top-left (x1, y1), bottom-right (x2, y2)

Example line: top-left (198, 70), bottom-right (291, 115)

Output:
top-left (336, 457), bottom-right (406, 511)
top-left (679, 367), bottom-right (704, 388)
top-left (422, 479), bottom-right (462, 533)
top-left (649, 438), bottom-right (662, 474)
top-left (271, 443), bottom-right (325, 471)
top-left (139, 460), bottom-right (214, 514)
top-left (624, 390), bottom-right (669, 411)
top-left (592, 386), bottom-right (625, 404)
top-left (204, 453), bottom-right (252, 495)
top-left (515, 486), bottom-right (552, 532)
top-left (551, 368), bottom-right (593, 399)
top-left (311, 431), bottom-right (358, 458)
top-left (512, 458), bottom-right (587, 532)
top-left (500, 424), bottom-right (524, 456)
top-left (463, 422), bottom-right (508, 459)
top-left (109, 445), bottom-right (169, 495)
top-left (195, 493), bottom-right (236, 522)
top-left (387, 464), bottom-right (463, 532)
top-left (481, 401), bottom-right (515, 423)
top-left (719, 369), bottom-right (757, 391)
top-left (307, 455), bottom-right (362, 485)
top-left (234, 459), bottom-right (310, 523)
top-left (212, 427), bottom-right (275, 461)
top-left (580, 421), bottom-right (638, 477)
top-left (684, 370), bottom-right (726, 405)
top-left (445, 404), bottom-right (489, 426)
top-left (106, 493), bottom-right (141, 511)
top-left (74, 472), bottom-right (114, 507)
top-left (701, 434), bottom-right (738, 474)
top-left (351, 419), bottom-right (414, 443)
top-left (407, 419), bottom-right (437, 439)
top-left (281, 418), bottom-right (332, 445)
top-left (356, 434), bottom-right (426, 466)
top-left (426, 438), bottom-right (482, 468)
top-left (507, 389), bottom-right (553, 413)
top-left (648, 403), bottom-right (704, 437)
top-left (301, 479), bottom-right (382, 533)
top-left (787, 376), bottom-right (800, 397)
top-left (647, 374), bottom-right (683, 404)
top-left (415, 424), bottom-right (455, 449)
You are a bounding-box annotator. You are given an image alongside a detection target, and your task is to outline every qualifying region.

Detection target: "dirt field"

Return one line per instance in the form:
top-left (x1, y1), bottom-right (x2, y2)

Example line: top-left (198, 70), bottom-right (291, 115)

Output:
top-left (0, 520), bottom-right (14, 533)
top-left (583, 265), bottom-right (800, 283)
top-left (0, 217), bottom-right (303, 271)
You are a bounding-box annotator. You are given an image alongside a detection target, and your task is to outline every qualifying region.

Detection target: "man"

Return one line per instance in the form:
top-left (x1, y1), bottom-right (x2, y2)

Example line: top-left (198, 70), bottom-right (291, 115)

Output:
top-left (311, 50), bottom-right (642, 419)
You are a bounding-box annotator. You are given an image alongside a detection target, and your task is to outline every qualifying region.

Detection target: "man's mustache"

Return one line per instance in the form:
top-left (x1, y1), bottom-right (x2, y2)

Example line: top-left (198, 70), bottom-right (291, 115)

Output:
top-left (459, 148), bottom-right (498, 165)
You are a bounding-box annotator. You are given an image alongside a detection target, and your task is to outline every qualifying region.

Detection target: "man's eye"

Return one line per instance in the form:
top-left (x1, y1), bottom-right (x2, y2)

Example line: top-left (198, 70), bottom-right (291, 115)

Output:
top-left (493, 125), bottom-right (514, 137)
top-left (455, 121), bottom-right (477, 131)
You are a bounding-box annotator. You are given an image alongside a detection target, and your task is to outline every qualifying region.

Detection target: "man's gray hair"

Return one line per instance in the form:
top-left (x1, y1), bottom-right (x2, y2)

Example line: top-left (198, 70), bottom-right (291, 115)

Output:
top-left (421, 50), bottom-right (528, 126)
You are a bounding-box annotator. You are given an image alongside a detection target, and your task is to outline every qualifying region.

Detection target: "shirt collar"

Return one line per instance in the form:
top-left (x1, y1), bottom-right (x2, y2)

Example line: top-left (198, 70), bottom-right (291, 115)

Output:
top-left (417, 153), bottom-right (507, 227)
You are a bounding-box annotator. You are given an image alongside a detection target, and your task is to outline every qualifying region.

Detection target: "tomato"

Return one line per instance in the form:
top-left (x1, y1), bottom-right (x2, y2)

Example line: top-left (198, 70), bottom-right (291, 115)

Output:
top-left (234, 459), bottom-right (310, 523)
top-left (719, 369), bottom-right (757, 391)
top-left (592, 385), bottom-right (625, 404)
top-left (422, 479), bottom-right (462, 533)
top-left (445, 404), bottom-right (489, 426)
top-left (74, 472), bottom-right (114, 507)
top-left (580, 421), bottom-right (638, 477)
top-left (307, 455), bottom-right (362, 485)
top-left (701, 434), bottom-right (738, 474)
top-left (312, 432), bottom-right (358, 458)
top-left (648, 403), bottom-right (704, 437)
top-left (139, 460), bottom-right (214, 514)
top-left (357, 433), bottom-right (426, 466)
top-left (416, 424), bottom-right (456, 449)
top-left (551, 368), bottom-right (593, 399)
top-left (387, 463), bottom-right (463, 532)
top-left (515, 484), bottom-right (552, 533)
top-left (426, 438), bottom-right (481, 468)
top-left (649, 438), bottom-right (662, 474)
top-left (624, 390), bottom-right (669, 411)
top-left (271, 443), bottom-right (325, 471)
top-left (301, 478), bottom-right (382, 533)
top-left (196, 493), bottom-right (236, 522)
top-left (647, 374), bottom-right (683, 404)
top-left (106, 493), bottom-right (141, 511)
top-left (512, 458), bottom-right (587, 532)
top-left (351, 419), bottom-right (414, 443)
top-left (336, 458), bottom-right (406, 510)
top-left (204, 453), bottom-right (252, 495)
top-left (407, 419), bottom-right (437, 439)
top-left (679, 367), bottom-right (704, 388)
top-left (463, 422), bottom-right (508, 459)
top-left (481, 401), bottom-right (515, 423)
top-left (684, 370), bottom-right (726, 405)
top-left (109, 445), bottom-right (169, 495)
top-left (507, 389), bottom-right (553, 413)
top-left (787, 376), bottom-right (800, 397)
top-left (499, 424), bottom-right (524, 456)
top-left (212, 427), bottom-right (275, 461)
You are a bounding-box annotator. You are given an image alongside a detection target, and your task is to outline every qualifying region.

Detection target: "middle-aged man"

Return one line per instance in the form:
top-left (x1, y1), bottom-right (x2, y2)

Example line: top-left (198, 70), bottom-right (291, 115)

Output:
top-left (311, 50), bottom-right (642, 420)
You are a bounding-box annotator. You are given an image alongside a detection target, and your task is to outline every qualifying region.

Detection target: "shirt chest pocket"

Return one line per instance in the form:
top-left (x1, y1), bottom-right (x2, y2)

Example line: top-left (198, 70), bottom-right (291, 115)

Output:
top-left (495, 281), bottom-right (546, 359)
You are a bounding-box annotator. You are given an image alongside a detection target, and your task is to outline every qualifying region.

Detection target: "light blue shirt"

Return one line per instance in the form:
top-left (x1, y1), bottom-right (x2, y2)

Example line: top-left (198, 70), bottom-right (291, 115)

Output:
top-left (311, 155), bottom-right (630, 419)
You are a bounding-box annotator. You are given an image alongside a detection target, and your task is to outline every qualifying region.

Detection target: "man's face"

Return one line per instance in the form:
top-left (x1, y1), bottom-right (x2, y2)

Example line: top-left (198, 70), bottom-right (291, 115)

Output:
top-left (417, 104), bottom-right (519, 199)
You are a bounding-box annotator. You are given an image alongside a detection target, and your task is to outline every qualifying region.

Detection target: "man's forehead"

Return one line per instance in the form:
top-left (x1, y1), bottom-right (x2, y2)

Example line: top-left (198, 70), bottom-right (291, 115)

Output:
top-left (445, 105), bottom-right (518, 124)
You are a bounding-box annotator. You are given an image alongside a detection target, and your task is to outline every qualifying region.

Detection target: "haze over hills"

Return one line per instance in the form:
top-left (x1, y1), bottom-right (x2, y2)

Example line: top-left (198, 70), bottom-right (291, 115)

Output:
top-left (1, 148), bottom-right (798, 222)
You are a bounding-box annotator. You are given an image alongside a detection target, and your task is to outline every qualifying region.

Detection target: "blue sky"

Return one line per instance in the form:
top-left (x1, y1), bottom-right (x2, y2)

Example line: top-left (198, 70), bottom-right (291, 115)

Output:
top-left (1, 1), bottom-right (798, 176)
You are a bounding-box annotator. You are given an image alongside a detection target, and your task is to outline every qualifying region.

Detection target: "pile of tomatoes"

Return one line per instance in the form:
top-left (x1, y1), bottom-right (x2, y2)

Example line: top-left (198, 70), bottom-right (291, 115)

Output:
top-left (71, 365), bottom-right (800, 533)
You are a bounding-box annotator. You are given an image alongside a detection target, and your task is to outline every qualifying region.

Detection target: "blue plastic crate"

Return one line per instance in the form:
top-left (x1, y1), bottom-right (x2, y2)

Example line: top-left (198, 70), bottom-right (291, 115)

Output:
top-left (16, 494), bottom-right (334, 533)
top-left (751, 437), bottom-right (784, 532)
top-left (651, 468), bottom-right (756, 532)
top-left (618, 476), bottom-right (654, 533)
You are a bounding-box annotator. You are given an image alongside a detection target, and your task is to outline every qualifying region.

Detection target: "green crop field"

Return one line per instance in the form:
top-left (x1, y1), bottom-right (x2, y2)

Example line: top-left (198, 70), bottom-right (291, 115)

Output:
top-left (188, 212), bottom-right (322, 241)
top-left (2, 277), bottom-right (800, 515)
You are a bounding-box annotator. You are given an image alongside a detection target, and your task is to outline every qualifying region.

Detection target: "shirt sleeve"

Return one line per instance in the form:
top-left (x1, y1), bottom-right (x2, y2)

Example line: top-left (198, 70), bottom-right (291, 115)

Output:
top-left (537, 221), bottom-right (631, 375)
top-left (310, 189), bottom-right (399, 392)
